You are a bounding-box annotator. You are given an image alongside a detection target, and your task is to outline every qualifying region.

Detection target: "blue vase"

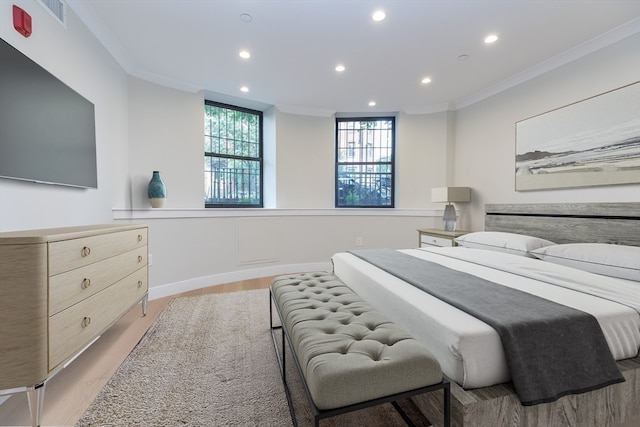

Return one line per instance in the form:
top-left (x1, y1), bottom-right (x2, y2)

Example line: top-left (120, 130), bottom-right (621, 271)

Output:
top-left (147, 171), bottom-right (167, 208)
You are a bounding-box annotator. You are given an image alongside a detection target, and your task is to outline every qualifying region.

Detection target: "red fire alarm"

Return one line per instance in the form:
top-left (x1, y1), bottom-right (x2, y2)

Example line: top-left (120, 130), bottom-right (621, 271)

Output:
top-left (13, 5), bottom-right (32, 38)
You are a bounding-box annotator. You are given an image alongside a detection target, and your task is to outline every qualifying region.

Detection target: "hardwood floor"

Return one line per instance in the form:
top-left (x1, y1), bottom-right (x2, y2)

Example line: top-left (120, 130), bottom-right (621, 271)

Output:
top-left (0, 277), bottom-right (273, 427)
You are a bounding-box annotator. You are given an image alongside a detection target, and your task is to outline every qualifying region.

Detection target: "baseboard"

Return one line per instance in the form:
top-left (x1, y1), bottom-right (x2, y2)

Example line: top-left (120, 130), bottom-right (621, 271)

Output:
top-left (148, 262), bottom-right (333, 300)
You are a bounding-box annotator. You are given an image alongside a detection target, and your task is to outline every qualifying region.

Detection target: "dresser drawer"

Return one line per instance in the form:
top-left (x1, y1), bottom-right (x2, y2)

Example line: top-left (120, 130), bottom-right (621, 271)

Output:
top-left (49, 228), bottom-right (147, 275)
top-left (49, 246), bottom-right (147, 316)
top-left (420, 235), bottom-right (455, 247)
top-left (49, 267), bottom-right (148, 370)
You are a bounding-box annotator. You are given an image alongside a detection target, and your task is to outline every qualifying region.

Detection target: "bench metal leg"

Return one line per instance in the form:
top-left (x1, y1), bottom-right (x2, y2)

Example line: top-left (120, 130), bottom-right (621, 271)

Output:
top-left (269, 289), bottom-right (298, 426)
top-left (391, 401), bottom-right (416, 427)
top-left (281, 327), bottom-right (286, 386)
top-left (444, 382), bottom-right (451, 427)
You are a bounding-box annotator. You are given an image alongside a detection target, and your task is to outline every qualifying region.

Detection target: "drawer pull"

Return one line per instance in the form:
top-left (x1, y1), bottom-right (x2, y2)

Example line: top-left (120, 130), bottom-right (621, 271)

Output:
top-left (81, 246), bottom-right (91, 257)
top-left (137, 280), bottom-right (143, 288)
top-left (82, 316), bottom-right (91, 328)
top-left (81, 278), bottom-right (91, 289)
top-left (138, 234), bottom-right (143, 242)
top-left (138, 255), bottom-right (143, 262)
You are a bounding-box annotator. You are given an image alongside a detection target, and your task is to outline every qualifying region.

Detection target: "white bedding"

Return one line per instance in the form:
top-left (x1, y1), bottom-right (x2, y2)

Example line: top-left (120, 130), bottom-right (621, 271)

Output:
top-left (331, 247), bottom-right (640, 389)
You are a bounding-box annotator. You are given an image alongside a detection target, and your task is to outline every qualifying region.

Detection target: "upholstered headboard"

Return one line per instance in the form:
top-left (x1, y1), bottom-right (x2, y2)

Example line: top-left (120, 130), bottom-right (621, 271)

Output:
top-left (485, 203), bottom-right (640, 246)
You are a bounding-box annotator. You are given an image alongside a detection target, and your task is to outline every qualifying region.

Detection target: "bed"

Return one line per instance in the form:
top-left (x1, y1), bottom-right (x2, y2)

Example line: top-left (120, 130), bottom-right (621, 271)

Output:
top-left (331, 203), bottom-right (640, 427)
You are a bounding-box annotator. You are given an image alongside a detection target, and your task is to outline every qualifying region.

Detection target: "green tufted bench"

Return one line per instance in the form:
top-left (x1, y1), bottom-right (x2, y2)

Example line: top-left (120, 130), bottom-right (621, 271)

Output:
top-left (269, 271), bottom-right (450, 427)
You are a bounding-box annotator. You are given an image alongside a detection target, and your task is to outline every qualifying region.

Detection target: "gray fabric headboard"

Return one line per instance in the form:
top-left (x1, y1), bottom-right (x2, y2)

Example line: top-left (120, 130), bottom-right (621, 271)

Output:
top-left (485, 203), bottom-right (640, 246)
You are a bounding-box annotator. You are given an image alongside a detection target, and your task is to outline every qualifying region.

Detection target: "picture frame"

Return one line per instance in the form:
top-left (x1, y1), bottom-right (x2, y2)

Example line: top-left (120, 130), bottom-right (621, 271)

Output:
top-left (515, 82), bottom-right (640, 191)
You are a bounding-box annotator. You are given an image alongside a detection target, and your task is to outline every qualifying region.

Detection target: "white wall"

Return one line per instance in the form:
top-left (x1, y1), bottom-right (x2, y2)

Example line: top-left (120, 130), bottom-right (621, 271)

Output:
top-left (454, 33), bottom-right (640, 231)
top-left (396, 111), bottom-right (452, 208)
top-left (0, 0), bottom-right (129, 231)
top-left (270, 109), bottom-right (456, 210)
top-left (142, 212), bottom-right (438, 299)
top-left (274, 111), bottom-right (335, 208)
top-left (127, 77), bottom-right (203, 209)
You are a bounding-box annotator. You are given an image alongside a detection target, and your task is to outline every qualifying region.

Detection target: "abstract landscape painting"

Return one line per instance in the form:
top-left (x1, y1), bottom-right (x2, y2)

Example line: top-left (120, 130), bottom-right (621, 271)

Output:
top-left (516, 82), bottom-right (640, 191)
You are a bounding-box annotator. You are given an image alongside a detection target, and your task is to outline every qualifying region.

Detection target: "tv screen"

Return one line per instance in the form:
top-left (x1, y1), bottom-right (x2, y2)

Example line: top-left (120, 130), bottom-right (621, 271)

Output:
top-left (0, 37), bottom-right (97, 189)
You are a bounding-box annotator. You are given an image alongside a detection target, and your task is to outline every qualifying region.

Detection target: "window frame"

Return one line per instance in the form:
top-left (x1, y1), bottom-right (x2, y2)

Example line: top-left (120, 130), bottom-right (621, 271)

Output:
top-left (335, 116), bottom-right (395, 208)
top-left (204, 100), bottom-right (264, 208)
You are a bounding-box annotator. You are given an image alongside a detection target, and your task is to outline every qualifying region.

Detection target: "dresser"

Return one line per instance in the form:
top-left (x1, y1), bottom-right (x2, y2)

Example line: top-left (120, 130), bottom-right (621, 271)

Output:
top-left (0, 224), bottom-right (148, 427)
top-left (417, 228), bottom-right (468, 247)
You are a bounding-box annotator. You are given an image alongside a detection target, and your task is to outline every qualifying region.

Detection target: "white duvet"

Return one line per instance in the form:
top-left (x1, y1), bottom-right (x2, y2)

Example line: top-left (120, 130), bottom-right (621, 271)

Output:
top-left (331, 247), bottom-right (640, 389)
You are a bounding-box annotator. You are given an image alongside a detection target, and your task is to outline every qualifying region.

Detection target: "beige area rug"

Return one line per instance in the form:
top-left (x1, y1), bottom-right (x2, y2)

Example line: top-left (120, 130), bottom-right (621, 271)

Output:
top-left (76, 289), bottom-right (431, 427)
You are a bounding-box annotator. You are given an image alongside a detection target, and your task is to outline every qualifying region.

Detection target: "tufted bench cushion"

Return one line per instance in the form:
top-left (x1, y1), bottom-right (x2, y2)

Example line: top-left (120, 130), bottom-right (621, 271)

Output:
top-left (270, 271), bottom-right (443, 411)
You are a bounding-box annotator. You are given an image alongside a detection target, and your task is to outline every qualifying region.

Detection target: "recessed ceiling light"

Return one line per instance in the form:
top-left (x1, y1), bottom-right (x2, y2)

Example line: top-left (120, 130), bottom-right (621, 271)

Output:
top-left (240, 86), bottom-right (249, 93)
top-left (421, 77), bottom-right (432, 84)
top-left (484, 34), bottom-right (498, 44)
top-left (240, 13), bottom-right (252, 23)
top-left (368, 101), bottom-right (376, 107)
top-left (335, 64), bottom-right (346, 72)
top-left (239, 50), bottom-right (251, 59)
top-left (372, 10), bottom-right (386, 21)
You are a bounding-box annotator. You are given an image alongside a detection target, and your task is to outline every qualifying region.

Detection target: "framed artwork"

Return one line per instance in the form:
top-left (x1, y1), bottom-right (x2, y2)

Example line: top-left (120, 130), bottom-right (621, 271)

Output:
top-left (515, 82), bottom-right (640, 191)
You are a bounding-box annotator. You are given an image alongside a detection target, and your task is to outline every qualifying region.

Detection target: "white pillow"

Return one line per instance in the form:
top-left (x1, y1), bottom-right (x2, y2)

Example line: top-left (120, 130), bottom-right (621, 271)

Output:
top-left (531, 243), bottom-right (640, 282)
top-left (454, 231), bottom-right (555, 257)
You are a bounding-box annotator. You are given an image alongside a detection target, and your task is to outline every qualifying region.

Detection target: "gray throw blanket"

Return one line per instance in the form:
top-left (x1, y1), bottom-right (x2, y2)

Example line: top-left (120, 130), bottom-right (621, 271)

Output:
top-left (349, 249), bottom-right (625, 406)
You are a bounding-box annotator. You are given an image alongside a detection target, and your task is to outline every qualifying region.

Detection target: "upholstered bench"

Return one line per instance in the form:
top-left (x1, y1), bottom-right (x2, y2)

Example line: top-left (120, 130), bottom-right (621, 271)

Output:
top-left (269, 271), bottom-right (450, 427)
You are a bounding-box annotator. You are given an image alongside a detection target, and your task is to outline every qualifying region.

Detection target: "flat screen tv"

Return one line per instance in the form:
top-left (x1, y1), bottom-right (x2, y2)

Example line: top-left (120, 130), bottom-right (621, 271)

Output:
top-left (0, 37), bottom-right (97, 189)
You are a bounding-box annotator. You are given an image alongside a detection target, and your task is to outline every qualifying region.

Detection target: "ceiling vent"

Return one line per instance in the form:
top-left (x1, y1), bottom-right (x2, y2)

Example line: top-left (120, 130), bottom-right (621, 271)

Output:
top-left (38, 0), bottom-right (66, 26)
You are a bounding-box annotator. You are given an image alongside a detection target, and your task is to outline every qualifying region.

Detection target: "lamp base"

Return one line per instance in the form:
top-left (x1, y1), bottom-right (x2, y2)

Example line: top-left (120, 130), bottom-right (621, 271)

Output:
top-left (443, 204), bottom-right (457, 232)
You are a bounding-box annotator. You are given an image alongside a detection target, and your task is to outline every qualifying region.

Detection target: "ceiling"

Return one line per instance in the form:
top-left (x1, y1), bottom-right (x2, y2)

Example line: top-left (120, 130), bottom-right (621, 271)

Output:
top-left (67, 0), bottom-right (640, 116)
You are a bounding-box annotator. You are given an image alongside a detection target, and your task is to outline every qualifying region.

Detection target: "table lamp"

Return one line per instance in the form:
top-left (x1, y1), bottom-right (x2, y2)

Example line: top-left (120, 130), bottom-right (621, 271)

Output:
top-left (431, 187), bottom-right (471, 231)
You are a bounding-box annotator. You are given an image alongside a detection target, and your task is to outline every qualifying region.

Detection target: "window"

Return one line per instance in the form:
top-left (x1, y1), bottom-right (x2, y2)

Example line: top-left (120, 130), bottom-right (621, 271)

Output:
top-left (204, 101), bottom-right (263, 207)
top-left (335, 117), bottom-right (394, 208)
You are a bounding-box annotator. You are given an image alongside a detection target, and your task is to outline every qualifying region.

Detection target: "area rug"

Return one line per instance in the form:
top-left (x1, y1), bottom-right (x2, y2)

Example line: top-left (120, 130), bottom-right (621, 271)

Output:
top-left (76, 289), bottom-right (431, 426)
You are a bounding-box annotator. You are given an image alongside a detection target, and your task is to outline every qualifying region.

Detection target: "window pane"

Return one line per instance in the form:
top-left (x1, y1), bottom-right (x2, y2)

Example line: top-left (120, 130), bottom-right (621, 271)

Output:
top-left (336, 117), bottom-right (394, 208)
top-left (337, 166), bottom-right (392, 207)
top-left (204, 157), bottom-right (261, 205)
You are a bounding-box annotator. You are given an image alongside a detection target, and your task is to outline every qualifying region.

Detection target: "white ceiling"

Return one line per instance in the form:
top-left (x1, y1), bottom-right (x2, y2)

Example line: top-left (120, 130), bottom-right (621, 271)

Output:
top-left (67, 0), bottom-right (640, 115)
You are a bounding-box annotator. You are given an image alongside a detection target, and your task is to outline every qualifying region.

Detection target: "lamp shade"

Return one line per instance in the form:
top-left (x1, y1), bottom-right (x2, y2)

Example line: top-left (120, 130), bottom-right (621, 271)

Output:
top-left (431, 187), bottom-right (470, 203)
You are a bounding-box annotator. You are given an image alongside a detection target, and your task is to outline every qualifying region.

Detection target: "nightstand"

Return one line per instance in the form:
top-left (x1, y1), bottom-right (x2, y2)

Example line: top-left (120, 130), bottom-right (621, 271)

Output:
top-left (417, 228), bottom-right (469, 248)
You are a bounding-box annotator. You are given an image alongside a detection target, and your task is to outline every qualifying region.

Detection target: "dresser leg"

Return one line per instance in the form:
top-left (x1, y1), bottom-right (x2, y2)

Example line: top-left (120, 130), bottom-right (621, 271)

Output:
top-left (141, 294), bottom-right (148, 316)
top-left (26, 382), bottom-right (45, 427)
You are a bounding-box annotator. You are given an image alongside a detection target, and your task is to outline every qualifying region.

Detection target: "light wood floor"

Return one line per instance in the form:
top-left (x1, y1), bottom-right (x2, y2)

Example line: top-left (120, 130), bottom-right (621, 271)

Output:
top-left (0, 277), bottom-right (273, 427)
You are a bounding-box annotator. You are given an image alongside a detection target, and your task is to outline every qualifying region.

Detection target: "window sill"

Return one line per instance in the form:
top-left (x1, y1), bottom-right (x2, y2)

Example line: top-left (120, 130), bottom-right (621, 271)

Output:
top-left (112, 208), bottom-right (440, 220)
